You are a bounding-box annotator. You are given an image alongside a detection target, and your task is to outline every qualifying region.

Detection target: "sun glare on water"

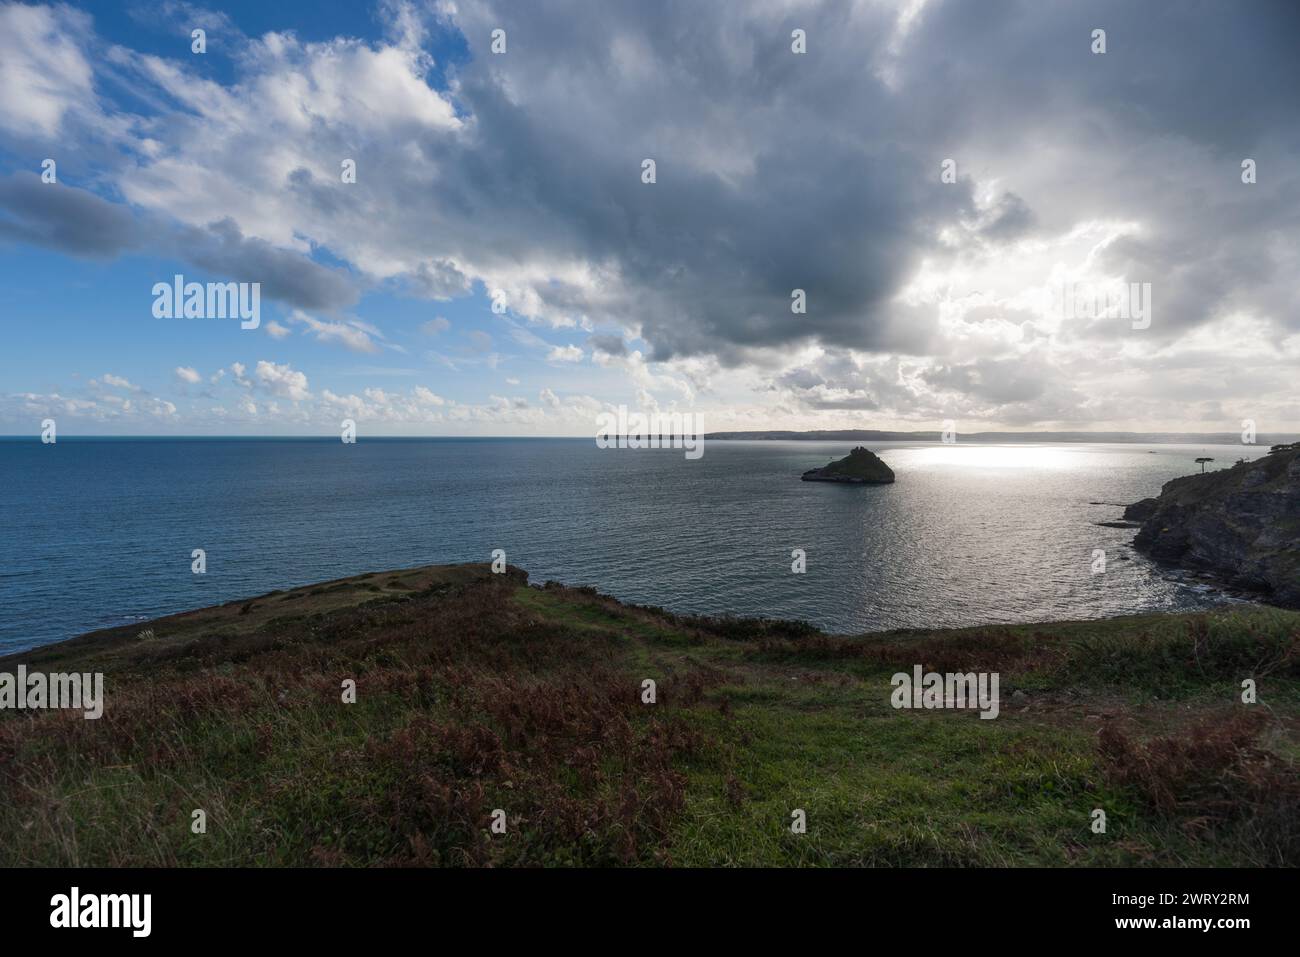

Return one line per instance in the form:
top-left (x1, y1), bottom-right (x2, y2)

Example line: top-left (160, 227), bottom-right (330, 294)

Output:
top-left (910, 444), bottom-right (1080, 470)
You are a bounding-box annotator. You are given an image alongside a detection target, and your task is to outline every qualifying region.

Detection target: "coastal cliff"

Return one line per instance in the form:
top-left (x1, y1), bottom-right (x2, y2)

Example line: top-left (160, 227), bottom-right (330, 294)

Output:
top-left (1125, 443), bottom-right (1300, 607)
top-left (801, 446), bottom-right (895, 484)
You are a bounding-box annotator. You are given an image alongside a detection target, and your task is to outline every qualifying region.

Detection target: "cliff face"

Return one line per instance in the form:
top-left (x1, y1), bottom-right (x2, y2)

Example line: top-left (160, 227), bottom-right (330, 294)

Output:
top-left (801, 446), bottom-right (895, 484)
top-left (1124, 444), bottom-right (1300, 607)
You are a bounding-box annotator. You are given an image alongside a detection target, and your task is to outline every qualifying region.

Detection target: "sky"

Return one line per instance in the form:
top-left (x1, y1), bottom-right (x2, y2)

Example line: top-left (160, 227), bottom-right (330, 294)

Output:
top-left (0, 0), bottom-right (1297, 436)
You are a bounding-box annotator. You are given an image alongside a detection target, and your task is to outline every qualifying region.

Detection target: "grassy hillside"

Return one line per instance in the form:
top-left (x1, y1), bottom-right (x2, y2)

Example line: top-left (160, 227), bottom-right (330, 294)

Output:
top-left (2, 564), bottom-right (1297, 866)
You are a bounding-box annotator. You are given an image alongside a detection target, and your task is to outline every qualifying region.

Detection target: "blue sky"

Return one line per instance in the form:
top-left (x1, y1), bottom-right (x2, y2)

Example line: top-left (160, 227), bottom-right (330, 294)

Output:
top-left (1, 0), bottom-right (1298, 435)
top-left (0, 0), bottom-right (666, 435)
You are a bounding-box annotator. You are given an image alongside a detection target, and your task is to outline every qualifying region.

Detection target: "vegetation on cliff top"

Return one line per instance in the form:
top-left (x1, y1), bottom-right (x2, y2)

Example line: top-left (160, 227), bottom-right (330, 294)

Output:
top-left (1126, 442), bottom-right (1300, 607)
top-left (2, 564), bottom-right (1297, 867)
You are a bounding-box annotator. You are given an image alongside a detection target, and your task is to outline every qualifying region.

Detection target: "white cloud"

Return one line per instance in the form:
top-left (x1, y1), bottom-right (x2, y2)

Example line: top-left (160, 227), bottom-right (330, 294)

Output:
top-left (546, 344), bottom-right (583, 363)
top-left (254, 360), bottom-right (310, 401)
top-left (174, 366), bottom-right (201, 384)
top-left (101, 373), bottom-right (139, 391)
top-left (110, 17), bottom-right (459, 258)
top-left (413, 385), bottom-right (444, 406)
top-left (0, 4), bottom-right (97, 138)
top-left (7, 387), bottom-right (176, 423)
top-left (289, 311), bottom-right (380, 354)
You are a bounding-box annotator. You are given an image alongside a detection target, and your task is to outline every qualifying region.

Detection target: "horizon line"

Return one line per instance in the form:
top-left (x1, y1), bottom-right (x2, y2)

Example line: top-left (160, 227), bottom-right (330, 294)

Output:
top-left (3, 430), bottom-right (1297, 442)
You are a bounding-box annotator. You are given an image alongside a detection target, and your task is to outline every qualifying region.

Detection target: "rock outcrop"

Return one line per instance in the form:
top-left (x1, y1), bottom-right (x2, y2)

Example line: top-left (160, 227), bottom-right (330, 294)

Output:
top-left (1124, 443), bottom-right (1300, 607)
top-left (801, 446), bottom-right (895, 484)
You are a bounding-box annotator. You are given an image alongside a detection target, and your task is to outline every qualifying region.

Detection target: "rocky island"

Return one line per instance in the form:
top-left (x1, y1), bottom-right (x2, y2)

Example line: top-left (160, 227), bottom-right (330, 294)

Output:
top-left (801, 446), bottom-right (895, 484)
top-left (1125, 442), bottom-right (1300, 607)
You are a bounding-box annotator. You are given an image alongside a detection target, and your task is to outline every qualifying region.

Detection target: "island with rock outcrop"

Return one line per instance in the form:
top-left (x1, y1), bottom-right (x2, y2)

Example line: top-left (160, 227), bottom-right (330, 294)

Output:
top-left (801, 446), bottom-right (895, 484)
top-left (1124, 442), bottom-right (1300, 607)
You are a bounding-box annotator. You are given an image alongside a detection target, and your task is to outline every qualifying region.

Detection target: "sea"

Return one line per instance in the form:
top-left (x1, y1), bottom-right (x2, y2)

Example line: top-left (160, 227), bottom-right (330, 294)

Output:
top-left (0, 437), bottom-right (1264, 654)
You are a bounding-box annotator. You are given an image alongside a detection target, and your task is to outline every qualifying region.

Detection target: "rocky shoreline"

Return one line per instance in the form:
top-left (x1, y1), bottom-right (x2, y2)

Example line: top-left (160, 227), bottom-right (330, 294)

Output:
top-left (1123, 443), bottom-right (1300, 608)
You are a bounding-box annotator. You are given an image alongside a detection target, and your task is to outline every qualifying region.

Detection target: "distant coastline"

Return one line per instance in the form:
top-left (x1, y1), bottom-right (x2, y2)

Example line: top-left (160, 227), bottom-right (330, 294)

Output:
top-left (4, 431), bottom-right (1298, 444)
top-left (705, 430), bottom-right (1300, 445)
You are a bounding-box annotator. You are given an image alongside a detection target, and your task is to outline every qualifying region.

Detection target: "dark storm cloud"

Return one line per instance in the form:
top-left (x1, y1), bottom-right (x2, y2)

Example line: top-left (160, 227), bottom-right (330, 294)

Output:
top-left (975, 191), bottom-right (1035, 242)
top-left (891, 0), bottom-right (1300, 338)
top-left (175, 219), bottom-right (358, 312)
top-left (774, 352), bottom-right (903, 412)
top-left (0, 173), bottom-right (142, 257)
top-left (0, 174), bottom-right (358, 312)
top-left (7, 0), bottom-right (1297, 381)
top-left (895, 0), bottom-right (1300, 155)
top-left (923, 358), bottom-right (1048, 405)
top-left (431, 0), bottom-right (1300, 355)
top-left (408, 259), bottom-right (472, 299)
top-left (432, 0), bottom-right (966, 361)
top-left (587, 334), bottom-right (627, 357)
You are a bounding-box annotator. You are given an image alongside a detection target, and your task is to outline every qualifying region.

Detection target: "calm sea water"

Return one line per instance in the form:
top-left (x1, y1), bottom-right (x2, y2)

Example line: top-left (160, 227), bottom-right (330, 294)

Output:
top-left (0, 438), bottom-right (1261, 654)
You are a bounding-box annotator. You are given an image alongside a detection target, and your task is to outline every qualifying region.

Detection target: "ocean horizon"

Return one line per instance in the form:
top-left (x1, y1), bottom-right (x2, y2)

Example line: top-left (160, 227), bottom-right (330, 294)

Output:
top-left (0, 437), bottom-right (1263, 654)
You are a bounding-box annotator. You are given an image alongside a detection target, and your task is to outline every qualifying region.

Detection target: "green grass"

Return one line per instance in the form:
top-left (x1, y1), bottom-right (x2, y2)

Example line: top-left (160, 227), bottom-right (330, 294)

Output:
top-left (2, 564), bottom-right (1297, 866)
